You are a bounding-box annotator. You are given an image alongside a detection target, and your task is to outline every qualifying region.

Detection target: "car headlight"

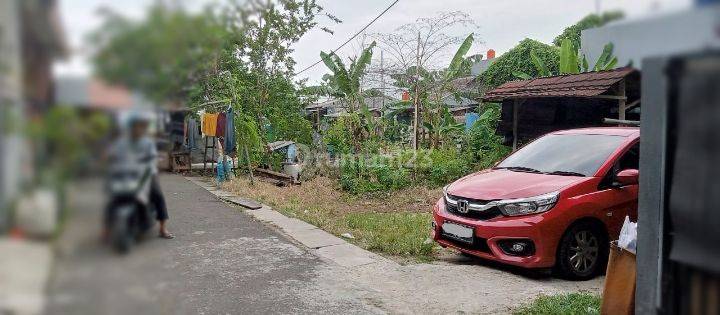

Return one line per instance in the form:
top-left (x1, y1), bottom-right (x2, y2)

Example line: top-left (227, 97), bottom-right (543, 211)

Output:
top-left (443, 185), bottom-right (457, 205)
top-left (495, 192), bottom-right (559, 216)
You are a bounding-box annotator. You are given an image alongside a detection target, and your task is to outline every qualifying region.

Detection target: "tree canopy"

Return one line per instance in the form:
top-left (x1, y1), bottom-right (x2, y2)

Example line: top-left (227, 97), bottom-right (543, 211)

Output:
top-left (552, 11), bottom-right (625, 49)
top-left (479, 39), bottom-right (559, 88)
top-left (91, 4), bottom-right (225, 104)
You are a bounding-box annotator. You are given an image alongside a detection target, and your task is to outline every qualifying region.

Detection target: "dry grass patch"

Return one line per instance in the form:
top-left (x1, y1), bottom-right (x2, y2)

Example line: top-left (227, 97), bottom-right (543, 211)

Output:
top-left (222, 177), bottom-right (442, 260)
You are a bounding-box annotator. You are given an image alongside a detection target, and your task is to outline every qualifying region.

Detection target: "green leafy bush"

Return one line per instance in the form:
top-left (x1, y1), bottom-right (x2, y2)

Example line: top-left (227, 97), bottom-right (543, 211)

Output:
top-left (462, 104), bottom-right (512, 169)
top-left (325, 114), bottom-right (361, 155)
top-left (553, 11), bottom-right (624, 48)
top-left (480, 39), bottom-right (559, 88)
top-left (339, 148), bottom-right (470, 194)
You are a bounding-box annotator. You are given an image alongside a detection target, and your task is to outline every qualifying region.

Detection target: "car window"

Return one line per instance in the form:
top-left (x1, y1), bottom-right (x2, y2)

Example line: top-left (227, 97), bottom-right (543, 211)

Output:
top-left (617, 143), bottom-right (640, 171)
top-left (497, 134), bottom-right (627, 176)
top-left (599, 142), bottom-right (640, 189)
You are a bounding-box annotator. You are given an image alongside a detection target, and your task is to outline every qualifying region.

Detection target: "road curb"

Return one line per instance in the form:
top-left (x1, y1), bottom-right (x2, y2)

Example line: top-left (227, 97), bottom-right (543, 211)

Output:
top-left (184, 176), bottom-right (396, 268)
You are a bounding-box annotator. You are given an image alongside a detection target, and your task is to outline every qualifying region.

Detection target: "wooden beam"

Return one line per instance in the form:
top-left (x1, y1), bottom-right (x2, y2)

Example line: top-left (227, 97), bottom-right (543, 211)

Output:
top-left (625, 99), bottom-right (640, 111)
top-left (618, 79), bottom-right (627, 121)
top-left (603, 118), bottom-right (640, 126)
top-left (585, 95), bottom-right (628, 100)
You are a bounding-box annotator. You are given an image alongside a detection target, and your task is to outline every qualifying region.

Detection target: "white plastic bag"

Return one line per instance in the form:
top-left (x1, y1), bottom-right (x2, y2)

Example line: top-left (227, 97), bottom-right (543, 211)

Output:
top-left (617, 216), bottom-right (637, 254)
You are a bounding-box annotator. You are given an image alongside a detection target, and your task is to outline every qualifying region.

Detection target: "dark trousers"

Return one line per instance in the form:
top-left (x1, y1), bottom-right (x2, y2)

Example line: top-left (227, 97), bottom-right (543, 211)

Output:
top-left (105, 175), bottom-right (169, 227)
top-left (150, 176), bottom-right (169, 221)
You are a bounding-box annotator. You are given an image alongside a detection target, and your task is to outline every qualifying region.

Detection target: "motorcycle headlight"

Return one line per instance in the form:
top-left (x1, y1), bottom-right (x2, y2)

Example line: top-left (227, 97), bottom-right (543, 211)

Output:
top-left (495, 192), bottom-right (559, 217)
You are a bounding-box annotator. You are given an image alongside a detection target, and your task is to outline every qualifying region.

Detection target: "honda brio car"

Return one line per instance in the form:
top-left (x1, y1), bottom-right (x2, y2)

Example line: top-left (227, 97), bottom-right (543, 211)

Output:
top-left (432, 127), bottom-right (639, 279)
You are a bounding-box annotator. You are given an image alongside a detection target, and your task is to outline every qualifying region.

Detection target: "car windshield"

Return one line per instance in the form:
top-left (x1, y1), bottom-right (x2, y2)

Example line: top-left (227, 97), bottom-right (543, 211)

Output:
top-left (496, 134), bottom-right (626, 176)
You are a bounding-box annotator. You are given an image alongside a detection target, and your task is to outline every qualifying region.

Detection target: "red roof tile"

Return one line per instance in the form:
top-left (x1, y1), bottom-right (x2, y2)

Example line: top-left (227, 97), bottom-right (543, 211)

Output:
top-left (482, 67), bottom-right (638, 101)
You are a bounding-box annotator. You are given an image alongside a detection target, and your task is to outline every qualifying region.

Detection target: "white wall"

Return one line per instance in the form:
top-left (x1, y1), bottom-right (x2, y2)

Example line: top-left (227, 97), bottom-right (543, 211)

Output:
top-left (0, 0), bottom-right (26, 229)
top-left (581, 5), bottom-right (720, 70)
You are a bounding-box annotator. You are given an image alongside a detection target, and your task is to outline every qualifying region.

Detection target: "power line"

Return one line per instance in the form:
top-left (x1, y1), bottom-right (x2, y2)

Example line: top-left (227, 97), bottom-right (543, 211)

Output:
top-left (293, 0), bottom-right (400, 76)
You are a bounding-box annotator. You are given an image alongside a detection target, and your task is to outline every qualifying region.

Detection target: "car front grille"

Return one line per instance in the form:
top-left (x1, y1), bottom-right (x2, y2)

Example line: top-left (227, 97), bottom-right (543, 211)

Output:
top-left (445, 195), bottom-right (502, 221)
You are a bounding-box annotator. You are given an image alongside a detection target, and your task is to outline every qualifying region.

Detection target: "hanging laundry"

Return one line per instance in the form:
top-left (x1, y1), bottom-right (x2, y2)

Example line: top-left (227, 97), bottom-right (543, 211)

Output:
top-left (186, 118), bottom-right (198, 150)
top-left (201, 113), bottom-right (219, 136)
top-left (216, 113), bottom-right (227, 137)
top-left (224, 107), bottom-right (236, 154)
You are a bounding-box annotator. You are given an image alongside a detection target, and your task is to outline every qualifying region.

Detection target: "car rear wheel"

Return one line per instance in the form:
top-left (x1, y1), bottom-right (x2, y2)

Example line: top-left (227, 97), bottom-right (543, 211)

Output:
top-left (556, 222), bottom-right (608, 280)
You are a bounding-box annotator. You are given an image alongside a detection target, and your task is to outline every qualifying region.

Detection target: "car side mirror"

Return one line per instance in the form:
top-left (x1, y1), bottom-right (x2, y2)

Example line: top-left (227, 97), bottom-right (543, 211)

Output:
top-left (615, 169), bottom-right (639, 186)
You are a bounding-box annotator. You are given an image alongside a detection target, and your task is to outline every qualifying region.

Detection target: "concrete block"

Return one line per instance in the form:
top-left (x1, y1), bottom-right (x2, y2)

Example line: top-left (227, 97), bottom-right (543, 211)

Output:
top-left (315, 243), bottom-right (378, 268)
top-left (223, 197), bottom-right (262, 210)
top-left (290, 229), bottom-right (345, 249)
top-left (271, 217), bottom-right (317, 232)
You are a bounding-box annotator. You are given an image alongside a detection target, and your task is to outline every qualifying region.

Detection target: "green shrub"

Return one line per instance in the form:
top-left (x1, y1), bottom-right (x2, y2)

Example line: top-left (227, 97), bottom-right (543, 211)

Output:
top-left (463, 104), bottom-right (512, 169)
top-left (427, 149), bottom-right (471, 186)
top-left (344, 212), bottom-right (434, 259)
top-left (325, 115), bottom-right (358, 155)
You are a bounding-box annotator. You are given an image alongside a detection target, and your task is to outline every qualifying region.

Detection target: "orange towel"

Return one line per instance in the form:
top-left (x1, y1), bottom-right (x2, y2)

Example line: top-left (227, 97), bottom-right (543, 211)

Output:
top-left (202, 113), bottom-right (219, 136)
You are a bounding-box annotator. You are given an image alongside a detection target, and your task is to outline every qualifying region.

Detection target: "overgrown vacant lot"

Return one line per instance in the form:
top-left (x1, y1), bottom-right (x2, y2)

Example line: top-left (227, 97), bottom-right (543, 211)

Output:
top-left (223, 177), bottom-right (442, 261)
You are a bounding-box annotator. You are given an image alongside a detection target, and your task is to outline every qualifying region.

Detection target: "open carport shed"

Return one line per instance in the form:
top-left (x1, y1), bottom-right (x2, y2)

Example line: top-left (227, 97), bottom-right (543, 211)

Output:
top-left (482, 67), bottom-right (640, 150)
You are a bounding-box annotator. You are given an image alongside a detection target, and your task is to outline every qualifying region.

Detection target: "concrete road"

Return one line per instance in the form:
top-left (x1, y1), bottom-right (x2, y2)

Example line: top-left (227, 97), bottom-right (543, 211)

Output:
top-left (45, 174), bottom-right (379, 315)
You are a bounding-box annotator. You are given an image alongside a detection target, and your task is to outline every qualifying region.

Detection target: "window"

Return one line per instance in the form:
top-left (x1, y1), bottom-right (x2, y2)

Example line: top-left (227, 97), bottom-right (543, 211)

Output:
top-left (599, 142), bottom-right (640, 189)
top-left (497, 134), bottom-right (627, 176)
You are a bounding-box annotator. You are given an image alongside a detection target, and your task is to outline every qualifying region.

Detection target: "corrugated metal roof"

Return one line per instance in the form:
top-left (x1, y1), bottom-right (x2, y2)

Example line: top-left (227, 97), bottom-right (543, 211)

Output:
top-left (482, 67), bottom-right (637, 101)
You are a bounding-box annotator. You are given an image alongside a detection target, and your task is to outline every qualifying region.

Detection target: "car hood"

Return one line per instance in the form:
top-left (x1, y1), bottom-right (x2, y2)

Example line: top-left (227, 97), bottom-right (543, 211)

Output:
top-left (447, 169), bottom-right (586, 200)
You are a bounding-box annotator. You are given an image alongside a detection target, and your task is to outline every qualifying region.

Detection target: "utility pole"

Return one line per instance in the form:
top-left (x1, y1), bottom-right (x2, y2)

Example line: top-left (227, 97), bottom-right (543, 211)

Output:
top-left (413, 32), bottom-right (421, 151)
top-left (595, 0), bottom-right (601, 15)
top-left (381, 50), bottom-right (385, 108)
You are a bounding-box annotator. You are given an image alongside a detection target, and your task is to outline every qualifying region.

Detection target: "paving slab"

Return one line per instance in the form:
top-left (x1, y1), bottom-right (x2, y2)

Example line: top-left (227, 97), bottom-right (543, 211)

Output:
top-left (223, 196), bottom-right (262, 210)
top-left (273, 217), bottom-right (318, 232)
top-left (290, 228), bottom-right (346, 249)
top-left (0, 238), bottom-right (52, 315)
top-left (315, 243), bottom-right (378, 268)
top-left (247, 208), bottom-right (290, 222)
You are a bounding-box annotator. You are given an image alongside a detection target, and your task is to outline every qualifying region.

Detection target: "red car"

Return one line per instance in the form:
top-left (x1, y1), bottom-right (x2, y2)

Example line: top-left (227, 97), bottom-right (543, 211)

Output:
top-left (432, 127), bottom-right (639, 279)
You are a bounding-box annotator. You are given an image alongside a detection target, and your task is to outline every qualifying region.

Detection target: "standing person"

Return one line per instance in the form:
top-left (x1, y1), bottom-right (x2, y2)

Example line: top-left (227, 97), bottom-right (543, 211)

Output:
top-left (105, 114), bottom-right (174, 240)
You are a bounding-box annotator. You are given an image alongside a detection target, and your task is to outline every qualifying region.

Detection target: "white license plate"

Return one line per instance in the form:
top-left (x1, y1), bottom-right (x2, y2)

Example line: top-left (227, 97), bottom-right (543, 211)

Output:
top-left (442, 222), bottom-right (474, 239)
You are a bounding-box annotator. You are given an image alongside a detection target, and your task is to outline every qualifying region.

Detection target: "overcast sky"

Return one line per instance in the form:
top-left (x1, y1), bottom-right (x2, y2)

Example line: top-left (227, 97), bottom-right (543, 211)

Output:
top-left (54, 0), bottom-right (691, 85)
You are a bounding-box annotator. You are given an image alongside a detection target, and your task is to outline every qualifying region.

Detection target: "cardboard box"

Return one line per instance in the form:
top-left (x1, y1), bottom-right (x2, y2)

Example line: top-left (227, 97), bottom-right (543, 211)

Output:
top-left (601, 242), bottom-right (636, 315)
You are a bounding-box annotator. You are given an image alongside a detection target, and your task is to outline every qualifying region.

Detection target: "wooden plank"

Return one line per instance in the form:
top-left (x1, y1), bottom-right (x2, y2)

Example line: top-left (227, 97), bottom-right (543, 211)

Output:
top-left (585, 95), bottom-right (628, 100)
top-left (618, 79), bottom-right (627, 121)
top-left (603, 118), bottom-right (640, 126)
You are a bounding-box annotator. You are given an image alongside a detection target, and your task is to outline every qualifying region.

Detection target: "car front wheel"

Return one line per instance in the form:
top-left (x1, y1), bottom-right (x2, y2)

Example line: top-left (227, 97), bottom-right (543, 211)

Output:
top-left (556, 222), bottom-right (608, 280)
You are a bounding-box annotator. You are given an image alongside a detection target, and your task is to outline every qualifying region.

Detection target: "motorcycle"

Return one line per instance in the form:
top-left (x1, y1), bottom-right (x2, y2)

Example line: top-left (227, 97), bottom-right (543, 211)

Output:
top-left (106, 154), bottom-right (156, 254)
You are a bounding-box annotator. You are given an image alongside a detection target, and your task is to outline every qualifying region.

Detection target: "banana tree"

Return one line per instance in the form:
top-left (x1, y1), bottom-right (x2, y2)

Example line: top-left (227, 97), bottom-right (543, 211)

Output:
top-left (514, 41), bottom-right (619, 79)
top-left (422, 34), bottom-right (474, 149)
top-left (423, 106), bottom-right (464, 149)
top-left (320, 41), bottom-right (376, 112)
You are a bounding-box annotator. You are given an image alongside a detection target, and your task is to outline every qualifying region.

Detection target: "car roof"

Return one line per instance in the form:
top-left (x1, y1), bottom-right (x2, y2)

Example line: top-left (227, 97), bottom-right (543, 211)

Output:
top-left (551, 127), bottom-right (640, 137)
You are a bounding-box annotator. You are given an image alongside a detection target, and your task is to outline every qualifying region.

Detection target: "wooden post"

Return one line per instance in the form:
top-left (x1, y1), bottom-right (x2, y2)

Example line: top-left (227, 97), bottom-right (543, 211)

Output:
top-left (512, 99), bottom-right (520, 151)
top-left (618, 79), bottom-right (627, 122)
top-left (243, 144), bottom-right (254, 185)
top-left (412, 31), bottom-right (421, 152)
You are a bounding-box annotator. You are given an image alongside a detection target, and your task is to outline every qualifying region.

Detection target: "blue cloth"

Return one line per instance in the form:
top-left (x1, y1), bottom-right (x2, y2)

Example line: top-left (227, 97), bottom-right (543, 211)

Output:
top-left (465, 112), bottom-right (480, 131)
top-left (216, 156), bottom-right (234, 182)
top-left (223, 108), bottom-right (236, 154)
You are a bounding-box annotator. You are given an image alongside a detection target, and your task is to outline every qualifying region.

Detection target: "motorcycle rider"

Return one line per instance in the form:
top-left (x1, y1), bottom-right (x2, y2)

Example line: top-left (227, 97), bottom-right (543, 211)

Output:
top-left (104, 114), bottom-right (174, 240)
